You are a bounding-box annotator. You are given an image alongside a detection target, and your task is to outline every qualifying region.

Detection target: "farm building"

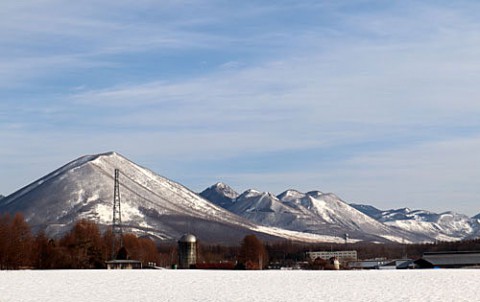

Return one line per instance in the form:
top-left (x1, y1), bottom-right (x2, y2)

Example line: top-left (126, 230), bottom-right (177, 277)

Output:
top-left (348, 259), bottom-right (388, 269)
top-left (415, 251), bottom-right (480, 269)
top-left (378, 259), bottom-right (415, 270)
top-left (346, 257), bottom-right (415, 270)
top-left (306, 250), bottom-right (357, 264)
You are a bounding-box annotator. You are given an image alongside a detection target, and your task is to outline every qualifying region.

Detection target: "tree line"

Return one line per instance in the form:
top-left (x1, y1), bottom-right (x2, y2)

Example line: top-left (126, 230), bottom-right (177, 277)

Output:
top-left (3, 212), bottom-right (480, 270)
top-left (0, 213), bottom-right (161, 270)
top-left (0, 213), bottom-right (271, 270)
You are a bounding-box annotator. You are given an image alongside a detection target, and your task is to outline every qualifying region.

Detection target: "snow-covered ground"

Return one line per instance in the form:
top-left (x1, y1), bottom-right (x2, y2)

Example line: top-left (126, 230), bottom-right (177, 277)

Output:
top-left (1, 269), bottom-right (480, 301)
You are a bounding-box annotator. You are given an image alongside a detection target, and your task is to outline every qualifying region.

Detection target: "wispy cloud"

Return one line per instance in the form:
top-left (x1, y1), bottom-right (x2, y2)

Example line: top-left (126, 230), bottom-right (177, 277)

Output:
top-left (1, 1), bottom-right (480, 215)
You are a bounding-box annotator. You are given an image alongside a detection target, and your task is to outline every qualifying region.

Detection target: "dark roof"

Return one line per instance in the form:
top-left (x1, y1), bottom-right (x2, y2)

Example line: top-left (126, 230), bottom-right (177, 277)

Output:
top-left (105, 260), bottom-right (142, 264)
top-left (416, 252), bottom-right (480, 267)
top-left (423, 251), bottom-right (480, 256)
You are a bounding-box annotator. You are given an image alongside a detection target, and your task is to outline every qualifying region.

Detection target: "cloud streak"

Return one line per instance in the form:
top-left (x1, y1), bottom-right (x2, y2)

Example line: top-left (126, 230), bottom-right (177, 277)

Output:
top-left (1, 1), bottom-right (480, 215)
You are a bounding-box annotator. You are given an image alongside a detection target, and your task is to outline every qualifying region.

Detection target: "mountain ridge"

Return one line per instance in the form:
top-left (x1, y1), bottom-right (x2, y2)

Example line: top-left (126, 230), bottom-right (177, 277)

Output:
top-left (201, 184), bottom-right (427, 242)
top-left (0, 152), bottom-right (348, 244)
top-left (2, 152), bottom-right (478, 244)
top-left (202, 182), bottom-right (480, 242)
top-left (350, 203), bottom-right (480, 241)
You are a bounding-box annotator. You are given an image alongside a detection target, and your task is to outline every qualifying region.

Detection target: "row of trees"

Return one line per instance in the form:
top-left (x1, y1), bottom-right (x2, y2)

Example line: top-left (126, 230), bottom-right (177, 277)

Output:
top-left (6, 212), bottom-right (479, 270)
top-left (0, 213), bottom-right (162, 269)
top-left (0, 213), bottom-right (32, 269)
top-left (0, 213), bottom-right (272, 270)
top-left (198, 236), bottom-right (480, 270)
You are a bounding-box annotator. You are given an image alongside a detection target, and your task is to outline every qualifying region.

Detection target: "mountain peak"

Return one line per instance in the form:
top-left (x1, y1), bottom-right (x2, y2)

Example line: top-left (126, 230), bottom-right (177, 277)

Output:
top-left (238, 189), bottom-right (262, 199)
top-left (199, 182), bottom-right (238, 209)
top-left (51, 152), bottom-right (126, 177)
top-left (210, 182), bottom-right (232, 191)
top-left (306, 191), bottom-right (327, 199)
top-left (209, 182), bottom-right (238, 197)
top-left (277, 189), bottom-right (305, 202)
top-left (85, 151), bottom-right (126, 164)
top-left (397, 207), bottom-right (411, 213)
top-left (213, 182), bottom-right (227, 187)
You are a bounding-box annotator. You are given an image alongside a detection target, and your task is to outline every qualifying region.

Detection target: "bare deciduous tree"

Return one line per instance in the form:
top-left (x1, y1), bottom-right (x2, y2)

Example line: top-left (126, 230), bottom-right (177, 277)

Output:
top-left (237, 235), bottom-right (268, 270)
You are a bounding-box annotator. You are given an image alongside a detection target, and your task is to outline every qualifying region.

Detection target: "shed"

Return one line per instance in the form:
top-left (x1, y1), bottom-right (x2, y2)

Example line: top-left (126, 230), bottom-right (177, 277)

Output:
top-left (106, 260), bottom-right (143, 270)
top-left (378, 259), bottom-right (415, 270)
top-left (349, 259), bottom-right (388, 270)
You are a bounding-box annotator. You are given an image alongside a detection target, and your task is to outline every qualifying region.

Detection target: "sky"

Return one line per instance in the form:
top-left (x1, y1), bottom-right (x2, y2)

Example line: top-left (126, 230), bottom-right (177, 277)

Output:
top-left (1, 0), bottom-right (480, 216)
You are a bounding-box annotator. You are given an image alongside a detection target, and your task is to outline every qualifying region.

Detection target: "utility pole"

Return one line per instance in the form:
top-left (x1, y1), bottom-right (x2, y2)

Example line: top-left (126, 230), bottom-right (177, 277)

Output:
top-left (111, 168), bottom-right (123, 259)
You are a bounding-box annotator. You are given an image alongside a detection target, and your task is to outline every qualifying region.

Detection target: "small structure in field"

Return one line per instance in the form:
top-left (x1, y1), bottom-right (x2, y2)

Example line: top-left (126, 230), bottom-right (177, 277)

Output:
top-left (349, 258), bottom-right (388, 270)
top-left (378, 259), bottom-right (415, 270)
top-left (105, 260), bottom-right (143, 270)
top-left (327, 257), bottom-right (340, 270)
top-left (311, 256), bottom-right (340, 270)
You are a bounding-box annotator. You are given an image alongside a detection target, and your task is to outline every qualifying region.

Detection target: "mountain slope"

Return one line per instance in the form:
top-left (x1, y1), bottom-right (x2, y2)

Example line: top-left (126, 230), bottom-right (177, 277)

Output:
top-left (0, 152), bottom-right (337, 244)
top-left (228, 189), bottom-right (306, 230)
top-left (278, 190), bottom-right (426, 242)
top-left (350, 203), bottom-right (383, 219)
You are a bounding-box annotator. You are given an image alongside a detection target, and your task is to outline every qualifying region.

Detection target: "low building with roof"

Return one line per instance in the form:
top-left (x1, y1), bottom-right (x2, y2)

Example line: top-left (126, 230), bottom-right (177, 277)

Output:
top-left (378, 259), bottom-right (415, 270)
top-left (105, 260), bottom-right (143, 270)
top-left (415, 251), bottom-right (480, 269)
top-left (306, 250), bottom-right (357, 264)
top-left (349, 259), bottom-right (388, 270)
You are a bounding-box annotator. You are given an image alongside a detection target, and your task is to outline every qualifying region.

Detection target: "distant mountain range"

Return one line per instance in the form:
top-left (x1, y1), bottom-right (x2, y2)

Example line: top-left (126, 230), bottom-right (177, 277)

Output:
top-left (350, 204), bottom-right (480, 242)
top-left (200, 184), bottom-right (418, 242)
top-left (1, 152), bottom-right (479, 244)
top-left (200, 183), bottom-right (480, 243)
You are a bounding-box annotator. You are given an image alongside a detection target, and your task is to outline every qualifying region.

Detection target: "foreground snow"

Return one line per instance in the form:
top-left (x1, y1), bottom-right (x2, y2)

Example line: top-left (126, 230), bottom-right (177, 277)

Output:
top-left (1, 270), bottom-right (480, 301)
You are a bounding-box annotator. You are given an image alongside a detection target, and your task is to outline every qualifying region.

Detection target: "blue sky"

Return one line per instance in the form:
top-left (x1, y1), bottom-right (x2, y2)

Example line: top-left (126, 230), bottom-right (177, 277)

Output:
top-left (1, 0), bottom-right (480, 215)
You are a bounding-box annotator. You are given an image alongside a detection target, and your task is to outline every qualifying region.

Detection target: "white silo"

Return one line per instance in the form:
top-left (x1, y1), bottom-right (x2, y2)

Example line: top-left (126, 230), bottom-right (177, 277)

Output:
top-left (178, 233), bottom-right (197, 269)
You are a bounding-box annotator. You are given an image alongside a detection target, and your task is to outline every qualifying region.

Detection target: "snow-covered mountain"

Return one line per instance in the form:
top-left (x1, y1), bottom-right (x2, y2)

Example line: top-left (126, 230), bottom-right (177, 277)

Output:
top-left (199, 182), bottom-right (238, 208)
top-left (3, 152), bottom-right (477, 244)
top-left (228, 189), bottom-right (306, 231)
top-left (351, 204), bottom-right (480, 241)
top-left (0, 152), bottom-right (342, 244)
top-left (201, 186), bottom-right (426, 243)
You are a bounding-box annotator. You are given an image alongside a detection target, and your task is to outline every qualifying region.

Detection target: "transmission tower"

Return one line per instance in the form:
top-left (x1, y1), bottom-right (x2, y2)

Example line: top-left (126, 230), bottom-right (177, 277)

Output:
top-left (343, 233), bottom-right (349, 247)
top-left (111, 168), bottom-right (124, 259)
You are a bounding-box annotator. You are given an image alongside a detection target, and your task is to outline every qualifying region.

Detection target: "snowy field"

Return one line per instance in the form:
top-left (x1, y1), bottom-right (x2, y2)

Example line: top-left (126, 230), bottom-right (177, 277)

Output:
top-left (1, 269), bottom-right (480, 301)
